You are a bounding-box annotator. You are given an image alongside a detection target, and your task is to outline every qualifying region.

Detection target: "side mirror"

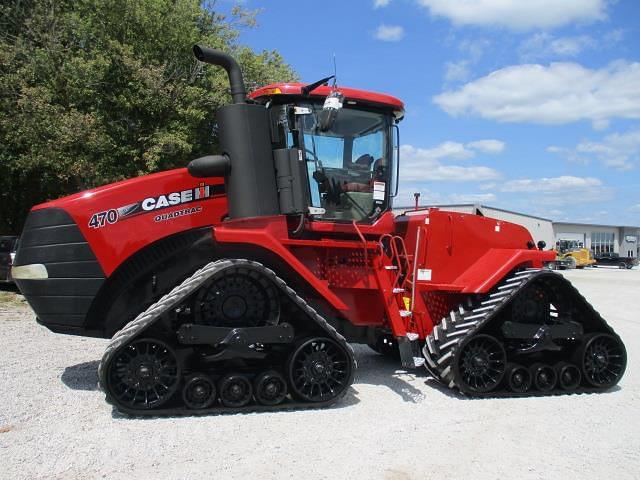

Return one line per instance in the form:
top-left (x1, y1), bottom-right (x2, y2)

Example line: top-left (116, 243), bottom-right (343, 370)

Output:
top-left (318, 90), bottom-right (344, 132)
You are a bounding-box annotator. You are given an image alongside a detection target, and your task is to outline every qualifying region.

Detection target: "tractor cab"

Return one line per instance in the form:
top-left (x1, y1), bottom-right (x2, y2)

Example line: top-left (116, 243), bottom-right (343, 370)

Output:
top-left (250, 83), bottom-right (404, 223)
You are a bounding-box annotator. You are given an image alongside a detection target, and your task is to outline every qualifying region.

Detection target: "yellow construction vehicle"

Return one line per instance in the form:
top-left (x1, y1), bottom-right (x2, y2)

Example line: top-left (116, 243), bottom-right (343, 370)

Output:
top-left (551, 239), bottom-right (596, 269)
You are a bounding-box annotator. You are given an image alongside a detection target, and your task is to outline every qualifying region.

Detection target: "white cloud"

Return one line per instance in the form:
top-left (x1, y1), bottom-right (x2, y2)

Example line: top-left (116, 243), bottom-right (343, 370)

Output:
top-left (448, 193), bottom-right (497, 203)
top-left (498, 175), bottom-right (612, 206)
top-left (373, 0), bottom-right (391, 8)
top-left (519, 31), bottom-right (623, 61)
top-left (519, 33), bottom-right (595, 60)
top-left (467, 139), bottom-right (505, 154)
top-left (416, 141), bottom-right (475, 161)
top-left (400, 144), bottom-right (502, 182)
top-left (458, 38), bottom-right (491, 63)
top-left (433, 61), bottom-right (640, 129)
top-left (576, 129), bottom-right (640, 170)
top-left (604, 29), bottom-right (624, 44)
top-left (374, 24), bottom-right (404, 42)
top-left (501, 176), bottom-right (602, 193)
top-left (394, 187), bottom-right (499, 208)
top-left (549, 127), bottom-right (640, 170)
top-left (630, 204), bottom-right (640, 213)
top-left (546, 146), bottom-right (589, 165)
top-left (444, 61), bottom-right (471, 83)
top-left (417, 0), bottom-right (609, 31)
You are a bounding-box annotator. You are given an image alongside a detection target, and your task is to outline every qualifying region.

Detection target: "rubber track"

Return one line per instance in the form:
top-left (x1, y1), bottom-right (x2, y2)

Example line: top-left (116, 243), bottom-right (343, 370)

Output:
top-left (422, 268), bottom-right (622, 398)
top-left (98, 259), bottom-right (356, 416)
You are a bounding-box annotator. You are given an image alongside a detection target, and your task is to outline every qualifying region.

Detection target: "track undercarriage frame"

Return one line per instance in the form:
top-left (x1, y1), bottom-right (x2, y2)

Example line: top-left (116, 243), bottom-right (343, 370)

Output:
top-left (97, 212), bottom-right (627, 416)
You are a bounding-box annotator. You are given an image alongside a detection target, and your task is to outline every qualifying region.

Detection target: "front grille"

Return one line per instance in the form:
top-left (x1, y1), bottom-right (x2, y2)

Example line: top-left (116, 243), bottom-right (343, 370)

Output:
top-left (14, 208), bottom-right (105, 327)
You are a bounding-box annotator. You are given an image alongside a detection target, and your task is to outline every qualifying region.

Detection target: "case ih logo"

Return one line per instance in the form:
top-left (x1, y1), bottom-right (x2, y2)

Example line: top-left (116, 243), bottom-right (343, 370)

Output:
top-left (88, 182), bottom-right (224, 229)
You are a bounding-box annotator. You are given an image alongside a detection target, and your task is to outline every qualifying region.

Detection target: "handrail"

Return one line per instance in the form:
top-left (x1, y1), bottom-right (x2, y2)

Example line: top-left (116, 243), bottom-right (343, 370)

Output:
top-left (352, 220), bottom-right (369, 268)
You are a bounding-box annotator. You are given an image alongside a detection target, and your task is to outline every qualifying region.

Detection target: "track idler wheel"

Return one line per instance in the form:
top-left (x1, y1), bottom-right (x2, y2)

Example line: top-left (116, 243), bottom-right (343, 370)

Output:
top-left (288, 337), bottom-right (353, 403)
top-left (254, 370), bottom-right (288, 406)
top-left (455, 334), bottom-right (506, 394)
top-left (106, 338), bottom-right (180, 410)
top-left (530, 363), bottom-right (557, 392)
top-left (182, 374), bottom-right (217, 409)
top-left (506, 363), bottom-right (531, 393)
top-left (218, 374), bottom-right (253, 408)
top-left (579, 333), bottom-right (627, 389)
top-left (555, 362), bottom-right (581, 390)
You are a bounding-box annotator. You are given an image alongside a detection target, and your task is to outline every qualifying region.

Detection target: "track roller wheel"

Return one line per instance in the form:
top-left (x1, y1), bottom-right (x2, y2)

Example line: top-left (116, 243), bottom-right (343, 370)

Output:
top-left (579, 333), bottom-right (627, 388)
top-left (505, 363), bottom-right (531, 393)
top-left (106, 337), bottom-right (180, 410)
top-left (218, 374), bottom-right (253, 408)
top-left (455, 334), bottom-right (506, 394)
top-left (182, 374), bottom-right (217, 409)
top-left (530, 363), bottom-right (557, 391)
top-left (253, 370), bottom-right (288, 406)
top-left (288, 337), bottom-right (353, 402)
top-left (555, 362), bottom-right (581, 390)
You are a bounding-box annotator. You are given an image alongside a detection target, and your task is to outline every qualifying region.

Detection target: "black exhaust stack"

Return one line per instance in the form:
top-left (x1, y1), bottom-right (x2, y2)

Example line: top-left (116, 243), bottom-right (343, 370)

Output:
top-left (193, 45), bottom-right (247, 104)
top-left (190, 45), bottom-right (279, 219)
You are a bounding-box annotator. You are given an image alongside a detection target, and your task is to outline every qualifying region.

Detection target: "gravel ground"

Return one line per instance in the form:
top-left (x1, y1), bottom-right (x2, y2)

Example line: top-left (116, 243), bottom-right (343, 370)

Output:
top-left (0, 268), bottom-right (638, 480)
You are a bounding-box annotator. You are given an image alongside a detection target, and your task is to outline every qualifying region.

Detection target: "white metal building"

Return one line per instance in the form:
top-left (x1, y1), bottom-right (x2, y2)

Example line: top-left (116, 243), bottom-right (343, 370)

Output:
top-left (553, 222), bottom-right (639, 258)
top-left (394, 203), bottom-right (639, 259)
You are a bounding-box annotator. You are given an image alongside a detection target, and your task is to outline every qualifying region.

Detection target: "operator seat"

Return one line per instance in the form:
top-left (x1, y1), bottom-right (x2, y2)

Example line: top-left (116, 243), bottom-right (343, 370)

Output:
top-left (342, 155), bottom-right (385, 193)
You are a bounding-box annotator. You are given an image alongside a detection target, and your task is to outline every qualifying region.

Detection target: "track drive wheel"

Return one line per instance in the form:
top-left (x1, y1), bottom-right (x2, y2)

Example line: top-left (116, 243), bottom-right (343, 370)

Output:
top-left (106, 338), bottom-right (181, 410)
top-left (455, 334), bottom-right (506, 394)
top-left (195, 266), bottom-right (280, 327)
top-left (579, 333), bottom-right (626, 388)
top-left (288, 337), bottom-right (353, 402)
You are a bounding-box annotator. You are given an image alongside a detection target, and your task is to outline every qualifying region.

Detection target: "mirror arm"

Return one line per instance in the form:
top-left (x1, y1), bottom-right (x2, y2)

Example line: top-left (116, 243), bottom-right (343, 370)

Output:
top-left (391, 124), bottom-right (400, 197)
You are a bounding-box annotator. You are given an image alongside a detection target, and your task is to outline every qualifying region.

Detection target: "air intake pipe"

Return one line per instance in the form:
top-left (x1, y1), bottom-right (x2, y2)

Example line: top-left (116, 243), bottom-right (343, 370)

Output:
top-left (190, 45), bottom-right (279, 219)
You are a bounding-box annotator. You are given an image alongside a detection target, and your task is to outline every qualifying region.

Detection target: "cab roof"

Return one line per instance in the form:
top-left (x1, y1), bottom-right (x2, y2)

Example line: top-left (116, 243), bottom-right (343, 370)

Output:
top-left (249, 83), bottom-right (405, 116)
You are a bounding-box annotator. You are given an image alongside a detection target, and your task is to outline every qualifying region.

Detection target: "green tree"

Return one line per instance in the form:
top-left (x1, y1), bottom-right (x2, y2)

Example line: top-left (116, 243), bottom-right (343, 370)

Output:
top-left (0, 0), bottom-right (296, 232)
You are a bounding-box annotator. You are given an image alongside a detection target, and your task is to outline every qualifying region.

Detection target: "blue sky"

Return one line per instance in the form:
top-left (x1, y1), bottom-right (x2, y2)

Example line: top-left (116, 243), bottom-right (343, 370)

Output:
top-left (220, 0), bottom-right (639, 225)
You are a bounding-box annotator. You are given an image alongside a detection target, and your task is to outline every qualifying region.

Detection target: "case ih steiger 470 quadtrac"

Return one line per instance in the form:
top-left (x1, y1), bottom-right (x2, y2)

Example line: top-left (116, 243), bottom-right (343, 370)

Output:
top-left (12, 46), bottom-right (626, 415)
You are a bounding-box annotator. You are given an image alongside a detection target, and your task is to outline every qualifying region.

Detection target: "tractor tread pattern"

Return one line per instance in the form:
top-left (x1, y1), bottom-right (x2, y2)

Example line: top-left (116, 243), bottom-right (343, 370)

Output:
top-left (422, 268), bottom-right (622, 397)
top-left (98, 258), bottom-right (356, 416)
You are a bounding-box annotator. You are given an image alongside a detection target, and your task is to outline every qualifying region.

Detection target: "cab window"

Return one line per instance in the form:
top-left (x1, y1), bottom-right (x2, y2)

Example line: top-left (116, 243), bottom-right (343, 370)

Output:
top-left (300, 105), bottom-right (391, 222)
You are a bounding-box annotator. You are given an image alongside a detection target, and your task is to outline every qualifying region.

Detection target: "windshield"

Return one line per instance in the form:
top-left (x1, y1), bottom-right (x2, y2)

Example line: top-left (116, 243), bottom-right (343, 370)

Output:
top-left (298, 104), bottom-right (392, 222)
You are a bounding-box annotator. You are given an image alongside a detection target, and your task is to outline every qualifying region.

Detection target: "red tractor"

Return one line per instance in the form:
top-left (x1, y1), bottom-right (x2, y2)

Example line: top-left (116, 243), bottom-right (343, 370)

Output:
top-left (12, 46), bottom-right (626, 414)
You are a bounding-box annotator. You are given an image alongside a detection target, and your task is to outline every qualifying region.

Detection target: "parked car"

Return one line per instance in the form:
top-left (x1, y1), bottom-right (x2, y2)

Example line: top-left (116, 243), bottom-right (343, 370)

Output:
top-left (0, 235), bottom-right (19, 282)
top-left (593, 252), bottom-right (638, 269)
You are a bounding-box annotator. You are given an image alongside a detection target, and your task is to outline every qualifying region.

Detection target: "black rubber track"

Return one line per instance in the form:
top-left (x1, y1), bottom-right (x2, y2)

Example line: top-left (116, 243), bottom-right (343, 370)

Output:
top-left (98, 259), bottom-right (356, 416)
top-left (422, 268), bottom-right (627, 398)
